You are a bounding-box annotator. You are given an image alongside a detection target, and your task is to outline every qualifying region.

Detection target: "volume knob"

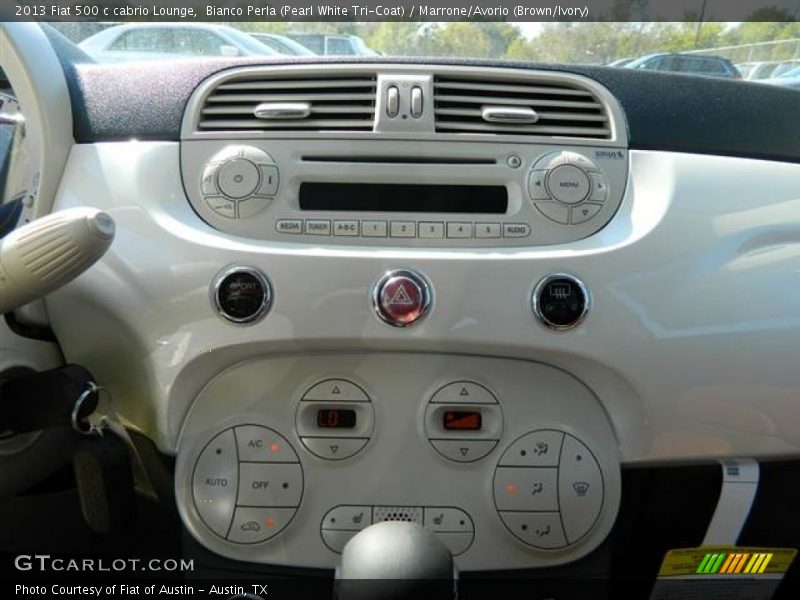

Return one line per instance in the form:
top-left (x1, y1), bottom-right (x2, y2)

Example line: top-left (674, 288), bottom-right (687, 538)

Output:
top-left (200, 146), bottom-right (279, 220)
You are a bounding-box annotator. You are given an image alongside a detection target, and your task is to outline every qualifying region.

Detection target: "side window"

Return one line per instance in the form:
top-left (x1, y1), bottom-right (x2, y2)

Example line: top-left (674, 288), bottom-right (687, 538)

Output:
top-left (701, 59), bottom-right (728, 74)
top-left (172, 30), bottom-right (226, 56)
top-left (651, 57), bottom-right (674, 71)
top-left (326, 37), bottom-right (356, 55)
top-left (109, 29), bottom-right (173, 53)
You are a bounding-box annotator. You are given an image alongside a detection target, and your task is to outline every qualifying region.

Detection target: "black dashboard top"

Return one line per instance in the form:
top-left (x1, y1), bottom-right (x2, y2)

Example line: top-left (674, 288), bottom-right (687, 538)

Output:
top-left (47, 28), bottom-right (800, 165)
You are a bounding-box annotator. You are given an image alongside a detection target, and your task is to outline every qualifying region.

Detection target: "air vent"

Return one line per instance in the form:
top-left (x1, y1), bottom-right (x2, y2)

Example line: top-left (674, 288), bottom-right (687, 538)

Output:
top-left (198, 74), bottom-right (377, 132)
top-left (433, 75), bottom-right (611, 139)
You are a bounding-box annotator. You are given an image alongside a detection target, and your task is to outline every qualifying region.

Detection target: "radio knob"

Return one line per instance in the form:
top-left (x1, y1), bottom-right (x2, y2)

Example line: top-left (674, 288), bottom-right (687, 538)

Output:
top-left (200, 145), bottom-right (279, 219)
top-left (529, 151), bottom-right (609, 225)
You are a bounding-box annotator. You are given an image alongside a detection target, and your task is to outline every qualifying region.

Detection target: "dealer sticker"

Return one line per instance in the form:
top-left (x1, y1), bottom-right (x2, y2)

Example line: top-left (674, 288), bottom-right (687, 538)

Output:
top-left (649, 546), bottom-right (796, 600)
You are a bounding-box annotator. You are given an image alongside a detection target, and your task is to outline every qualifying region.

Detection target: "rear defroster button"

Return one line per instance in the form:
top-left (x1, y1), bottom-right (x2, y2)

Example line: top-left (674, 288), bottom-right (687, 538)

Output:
top-left (373, 269), bottom-right (431, 327)
top-left (532, 273), bottom-right (590, 330)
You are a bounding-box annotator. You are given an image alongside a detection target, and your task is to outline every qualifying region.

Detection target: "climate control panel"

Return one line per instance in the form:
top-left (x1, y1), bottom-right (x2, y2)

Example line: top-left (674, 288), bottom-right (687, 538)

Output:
top-left (175, 353), bottom-right (621, 570)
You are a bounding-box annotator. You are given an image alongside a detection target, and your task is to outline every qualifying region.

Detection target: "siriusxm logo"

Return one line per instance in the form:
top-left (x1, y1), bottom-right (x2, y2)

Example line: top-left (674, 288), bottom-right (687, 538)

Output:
top-left (595, 150), bottom-right (624, 160)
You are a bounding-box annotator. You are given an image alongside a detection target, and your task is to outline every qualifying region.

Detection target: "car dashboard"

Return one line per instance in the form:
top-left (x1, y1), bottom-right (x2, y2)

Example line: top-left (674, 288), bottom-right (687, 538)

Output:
top-left (4, 23), bottom-right (800, 589)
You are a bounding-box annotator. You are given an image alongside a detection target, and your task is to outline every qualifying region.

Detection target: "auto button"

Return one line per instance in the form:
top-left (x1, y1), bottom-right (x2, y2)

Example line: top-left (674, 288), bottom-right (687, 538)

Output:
top-left (192, 430), bottom-right (238, 538)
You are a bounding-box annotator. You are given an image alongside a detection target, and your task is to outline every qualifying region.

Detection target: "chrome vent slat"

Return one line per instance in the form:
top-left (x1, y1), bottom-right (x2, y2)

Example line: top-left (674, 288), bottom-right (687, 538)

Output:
top-left (198, 119), bottom-right (376, 130)
top-left (202, 106), bottom-right (375, 115)
top-left (435, 108), bottom-right (607, 122)
top-left (217, 79), bottom-right (376, 91)
top-left (433, 75), bottom-right (611, 139)
top-left (197, 74), bottom-right (377, 132)
top-left (434, 94), bottom-right (602, 110)
top-left (434, 122), bottom-right (611, 136)
top-left (434, 81), bottom-right (593, 97)
top-left (206, 93), bottom-right (376, 103)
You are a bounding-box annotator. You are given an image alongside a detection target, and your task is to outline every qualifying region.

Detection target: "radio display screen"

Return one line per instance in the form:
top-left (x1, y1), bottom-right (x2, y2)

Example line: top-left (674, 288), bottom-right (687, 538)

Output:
top-left (299, 183), bottom-right (508, 214)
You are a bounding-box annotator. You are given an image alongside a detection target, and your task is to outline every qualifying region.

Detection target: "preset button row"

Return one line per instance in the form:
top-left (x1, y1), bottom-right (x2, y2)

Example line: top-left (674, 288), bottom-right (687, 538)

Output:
top-left (275, 219), bottom-right (531, 239)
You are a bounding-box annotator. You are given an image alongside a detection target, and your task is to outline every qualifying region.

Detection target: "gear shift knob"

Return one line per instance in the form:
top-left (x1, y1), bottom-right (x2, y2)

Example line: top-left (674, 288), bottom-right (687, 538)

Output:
top-left (335, 521), bottom-right (456, 600)
top-left (0, 207), bottom-right (114, 314)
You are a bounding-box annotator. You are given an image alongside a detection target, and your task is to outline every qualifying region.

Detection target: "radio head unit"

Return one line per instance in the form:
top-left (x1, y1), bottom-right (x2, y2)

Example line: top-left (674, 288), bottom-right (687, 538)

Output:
top-left (180, 65), bottom-right (628, 248)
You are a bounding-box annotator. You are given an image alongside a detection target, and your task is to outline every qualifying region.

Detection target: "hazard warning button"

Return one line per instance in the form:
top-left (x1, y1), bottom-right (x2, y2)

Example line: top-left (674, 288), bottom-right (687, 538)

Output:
top-left (373, 269), bottom-right (431, 327)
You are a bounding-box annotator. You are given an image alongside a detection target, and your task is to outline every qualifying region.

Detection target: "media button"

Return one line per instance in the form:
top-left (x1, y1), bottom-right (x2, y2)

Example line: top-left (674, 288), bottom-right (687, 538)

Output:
top-left (275, 219), bottom-right (303, 234)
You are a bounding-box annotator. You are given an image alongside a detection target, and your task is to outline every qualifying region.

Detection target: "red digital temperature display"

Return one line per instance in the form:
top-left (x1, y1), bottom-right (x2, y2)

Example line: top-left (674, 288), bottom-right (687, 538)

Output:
top-left (316, 409), bottom-right (357, 429)
top-left (443, 411), bottom-right (482, 431)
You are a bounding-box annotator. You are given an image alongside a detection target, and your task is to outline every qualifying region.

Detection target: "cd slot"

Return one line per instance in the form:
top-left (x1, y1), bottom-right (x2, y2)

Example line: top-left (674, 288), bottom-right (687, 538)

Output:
top-left (299, 183), bottom-right (508, 214)
top-left (301, 155), bottom-right (496, 166)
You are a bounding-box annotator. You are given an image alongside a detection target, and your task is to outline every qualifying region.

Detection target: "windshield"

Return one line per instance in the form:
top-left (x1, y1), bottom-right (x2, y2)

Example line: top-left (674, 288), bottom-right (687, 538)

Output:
top-left (58, 21), bottom-right (800, 86)
top-left (220, 26), bottom-right (279, 55)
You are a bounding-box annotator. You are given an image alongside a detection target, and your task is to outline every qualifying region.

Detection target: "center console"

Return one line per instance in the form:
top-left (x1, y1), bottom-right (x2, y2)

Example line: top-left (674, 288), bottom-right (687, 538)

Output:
top-left (171, 64), bottom-right (627, 571)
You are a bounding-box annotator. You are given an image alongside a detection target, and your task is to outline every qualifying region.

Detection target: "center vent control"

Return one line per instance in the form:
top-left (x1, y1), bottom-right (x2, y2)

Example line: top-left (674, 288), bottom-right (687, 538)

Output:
top-left (182, 65), bottom-right (628, 247)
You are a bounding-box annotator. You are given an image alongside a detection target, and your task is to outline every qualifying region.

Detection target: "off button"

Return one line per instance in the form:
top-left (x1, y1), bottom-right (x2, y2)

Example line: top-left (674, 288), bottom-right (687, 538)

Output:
top-left (373, 269), bottom-right (431, 327)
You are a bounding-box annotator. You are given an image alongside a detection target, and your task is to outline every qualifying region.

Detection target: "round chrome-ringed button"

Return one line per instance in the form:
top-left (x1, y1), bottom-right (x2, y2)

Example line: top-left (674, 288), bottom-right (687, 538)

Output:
top-left (532, 273), bottom-right (590, 331)
top-left (373, 269), bottom-right (431, 327)
top-left (212, 266), bottom-right (272, 324)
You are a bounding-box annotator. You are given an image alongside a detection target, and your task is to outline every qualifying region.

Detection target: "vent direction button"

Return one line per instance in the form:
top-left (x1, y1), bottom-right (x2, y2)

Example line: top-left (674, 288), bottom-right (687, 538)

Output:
top-left (386, 86), bottom-right (400, 118)
top-left (411, 86), bottom-right (424, 118)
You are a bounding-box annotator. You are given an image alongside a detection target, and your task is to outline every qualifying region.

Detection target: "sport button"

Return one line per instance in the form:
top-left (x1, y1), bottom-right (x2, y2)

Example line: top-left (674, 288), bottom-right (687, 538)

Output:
top-left (374, 269), bottom-right (431, 327)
